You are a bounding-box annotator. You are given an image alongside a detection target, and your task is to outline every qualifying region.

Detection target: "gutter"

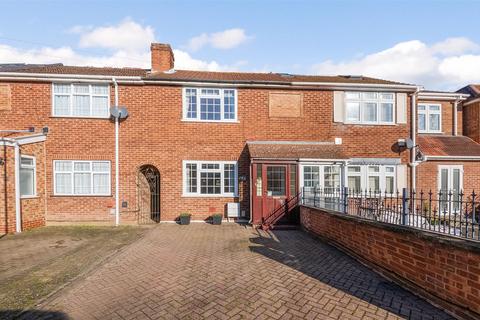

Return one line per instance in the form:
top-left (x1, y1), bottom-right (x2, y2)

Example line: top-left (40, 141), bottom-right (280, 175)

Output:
top-left (425, 155), bottom-right (480, 161)
top-left (418, 92), bottom-right (469, 101)
top-left (464, 96), bottom-right (480, 106)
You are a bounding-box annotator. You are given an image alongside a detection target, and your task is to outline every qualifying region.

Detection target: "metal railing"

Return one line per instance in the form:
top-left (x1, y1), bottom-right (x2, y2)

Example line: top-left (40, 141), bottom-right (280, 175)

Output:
top-left (302, 187), bottom-right (480, 241)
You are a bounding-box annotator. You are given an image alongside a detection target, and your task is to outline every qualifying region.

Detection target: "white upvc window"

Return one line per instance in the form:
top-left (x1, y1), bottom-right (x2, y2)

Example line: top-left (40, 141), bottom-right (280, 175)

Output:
top-left (183, 161), bottom-right (237, 197)
top-left (418, 104), bottom-right (441, 133)
top-left (52, 83), bottom-right (110, 118)
top-left (345, 92), bottom-right (395, 124)
top-left (53, 160), bottom-right (111, 196)
top-left (20, 155), bottom-right (36, 198)
top-left (300, 165), bottom-right (342, 193)
top-left (182, 88), bottom-right (237, 122)
top-left (346, 165), bottom-right (396, 193)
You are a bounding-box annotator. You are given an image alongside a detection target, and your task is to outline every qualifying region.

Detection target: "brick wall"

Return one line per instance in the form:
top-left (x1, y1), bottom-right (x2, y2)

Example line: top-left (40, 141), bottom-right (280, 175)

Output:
top-left (463, 102), bottom-right (480, 143)
top-left (300, 206), bottom-right (480, 319)
top-left (418, 99), bottom-right (462, 135)
top-left (416, 160), bottom-right (480, 192)
top-left (0, 81), bottom-right (412, 224)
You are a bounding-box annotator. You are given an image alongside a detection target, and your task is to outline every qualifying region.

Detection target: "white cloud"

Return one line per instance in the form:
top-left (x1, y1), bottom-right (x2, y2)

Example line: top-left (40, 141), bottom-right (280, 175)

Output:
top-left (187, 28), bottom-right (252, 51)
top-left (312, 37), bottom-right (480, 90)
top-left (0, 19), bottom-right (245, 71)
top-left (77, 18), bottom-right (155, 52)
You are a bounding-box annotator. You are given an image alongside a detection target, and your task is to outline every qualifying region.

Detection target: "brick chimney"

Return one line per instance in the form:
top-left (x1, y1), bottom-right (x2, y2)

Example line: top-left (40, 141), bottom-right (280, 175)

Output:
top-left (150, 43), bottom-right (174, 73)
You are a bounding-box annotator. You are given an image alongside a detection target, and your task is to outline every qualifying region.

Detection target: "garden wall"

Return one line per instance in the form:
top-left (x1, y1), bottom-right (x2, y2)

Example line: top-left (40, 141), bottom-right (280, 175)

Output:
top-left (300, 205), bottom-right (480, 320)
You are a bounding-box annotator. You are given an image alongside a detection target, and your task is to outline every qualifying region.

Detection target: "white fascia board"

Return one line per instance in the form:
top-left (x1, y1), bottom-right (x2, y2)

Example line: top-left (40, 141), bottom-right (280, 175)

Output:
top-left (418, 92), bottom-right (469, 101)
top-left (425, 155), bottom-right (480, 161)
top-left (0, 133), bottom-right (47, 146)
top-left (143, 80), bottom-right (418, 91)
top-left (464, 97), bottom-right (480, 106)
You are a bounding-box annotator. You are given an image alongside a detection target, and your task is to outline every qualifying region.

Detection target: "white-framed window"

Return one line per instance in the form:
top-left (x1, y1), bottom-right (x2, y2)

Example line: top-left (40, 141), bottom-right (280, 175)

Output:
top-left (300, 165), bottom-right (342, 193)
top-left (347, 165), bottom-right (396, 193)
top-left (183, 88), bottom-right (237, 122)
top-left (20, 155), bottom-right (36, 198)
top-left (183, 161), bottom-right (237, 197)
top-left (438, 165), bottom-right (463, 212)
top-left (53, 160), bottom-right (111, 196)
top-left (418, 104), bottom-right (441, 133)
top-left (345, 92), bottom-right (395, 124)
top-left (52, 83), bottom-right (110, 118)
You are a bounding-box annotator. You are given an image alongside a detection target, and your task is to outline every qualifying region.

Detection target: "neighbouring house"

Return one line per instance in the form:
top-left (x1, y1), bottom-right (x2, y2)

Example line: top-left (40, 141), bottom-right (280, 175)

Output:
top-left (0, 43), bottom-right (479, 233)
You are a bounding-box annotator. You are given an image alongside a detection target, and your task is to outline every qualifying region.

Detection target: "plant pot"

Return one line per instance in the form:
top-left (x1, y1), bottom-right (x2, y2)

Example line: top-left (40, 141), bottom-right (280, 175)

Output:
top-left (180, 215), bottom-right (191, 225)
top-left (212, 215), bottom-right (222, 225)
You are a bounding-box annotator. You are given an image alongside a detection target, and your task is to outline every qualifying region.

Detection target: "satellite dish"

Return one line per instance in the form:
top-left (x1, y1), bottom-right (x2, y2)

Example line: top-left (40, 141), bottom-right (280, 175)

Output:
top-left (405, 138), bottom-right (414, 149)
top-left (110, 106), bottom-right (129, 120)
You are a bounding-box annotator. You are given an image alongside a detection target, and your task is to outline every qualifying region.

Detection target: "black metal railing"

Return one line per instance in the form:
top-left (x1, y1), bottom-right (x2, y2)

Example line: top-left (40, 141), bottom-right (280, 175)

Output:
top-left (262, 192), bottom-right (302, 229)
top-left (301, 187), bottom-right (480, 241)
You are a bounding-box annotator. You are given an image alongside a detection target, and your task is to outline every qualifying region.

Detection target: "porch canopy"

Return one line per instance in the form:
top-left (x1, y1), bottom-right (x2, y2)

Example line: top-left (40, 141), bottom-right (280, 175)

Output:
top-left (247, 141), bottom-right (348, 161)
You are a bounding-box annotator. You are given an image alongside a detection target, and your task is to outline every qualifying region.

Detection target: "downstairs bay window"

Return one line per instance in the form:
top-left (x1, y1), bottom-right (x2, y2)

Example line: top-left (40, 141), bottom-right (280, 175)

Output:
top-left (54, 160), bottom-right (111, 196)
top-left (347, 165), bottom-right (396, 194)
top-left (183, 161), bottom-right (237, 197)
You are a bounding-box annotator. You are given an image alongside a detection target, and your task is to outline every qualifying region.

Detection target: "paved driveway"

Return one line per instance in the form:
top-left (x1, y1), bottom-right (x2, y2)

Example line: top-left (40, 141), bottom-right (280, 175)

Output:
top-left (28, 224), bottom-right (452, 320)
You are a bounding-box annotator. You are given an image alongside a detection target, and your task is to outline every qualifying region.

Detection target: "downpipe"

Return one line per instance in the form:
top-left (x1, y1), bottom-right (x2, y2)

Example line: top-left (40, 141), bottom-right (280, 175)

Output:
top-left (113, 78), bottom-right (120, 226)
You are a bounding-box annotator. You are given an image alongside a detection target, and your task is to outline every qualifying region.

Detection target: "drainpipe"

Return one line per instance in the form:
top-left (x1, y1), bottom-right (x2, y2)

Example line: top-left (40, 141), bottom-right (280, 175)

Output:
top-left (113, 78), bottom-right (120, 226)
top-left (14, 141), bottom-right (21, 232)
top-left (410, 87), bottom-right (421, 192)
top-left (453, 98), bottom-right (460, 136)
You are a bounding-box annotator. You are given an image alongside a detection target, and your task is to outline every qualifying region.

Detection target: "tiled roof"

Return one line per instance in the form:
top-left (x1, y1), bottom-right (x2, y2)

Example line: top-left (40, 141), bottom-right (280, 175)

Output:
top-left (0, 64), bottom-right (411, 85)
top-left (417, 135), bottom-right (480, 157)
top-left (3, 65), bottom-right (147, 77)
top-left (457, 85), bottom-right (480, 99)
top-left (247, 141), bottom-right (348, 160)
top-left (145, 70), bottom-right (409, 85)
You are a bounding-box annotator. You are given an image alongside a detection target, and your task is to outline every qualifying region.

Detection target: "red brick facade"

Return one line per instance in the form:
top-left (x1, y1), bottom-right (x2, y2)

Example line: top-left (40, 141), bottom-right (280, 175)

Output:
top-left (0, 44), bottom-right (479, 231)
top-left (300, 206), bottom-right (480, 319)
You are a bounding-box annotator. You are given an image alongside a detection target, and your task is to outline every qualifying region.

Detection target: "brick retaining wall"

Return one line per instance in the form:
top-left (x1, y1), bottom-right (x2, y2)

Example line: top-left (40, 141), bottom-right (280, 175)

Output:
top-left (300, 205), bottom-right (480, 320)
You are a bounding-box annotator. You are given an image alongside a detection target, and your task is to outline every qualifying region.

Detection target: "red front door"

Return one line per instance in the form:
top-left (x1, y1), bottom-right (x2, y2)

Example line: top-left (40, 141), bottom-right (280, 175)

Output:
top-left (252, 163), bottom-right (297, 224)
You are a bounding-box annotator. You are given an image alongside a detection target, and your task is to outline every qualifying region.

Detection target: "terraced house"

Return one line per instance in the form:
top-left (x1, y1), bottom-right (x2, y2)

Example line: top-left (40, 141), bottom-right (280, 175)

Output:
top-left (0, 43), bottom-right (479, 233)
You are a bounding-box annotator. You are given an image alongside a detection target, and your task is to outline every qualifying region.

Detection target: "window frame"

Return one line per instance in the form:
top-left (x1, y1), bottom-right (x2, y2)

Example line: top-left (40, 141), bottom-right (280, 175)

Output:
top-left (346, 165), bottom-right (396, 193)
top-left (182, 160), bottom-right (238, 197)
top-left (51, 83), bottom-right (111, 119)
top-left (20, 155), bottom-right (36, 198)
top-left (53, 160), bottom-right (111, 196)
top-left (300, 164), bottom-right (342, 192)
top-left (182, 87), bottom-right (238, 123)
top-left (437, 165), bottom-right (463, 192)
top-left (418, 103), bottom-right (442, 133)
top-left (344, 92), bottom-right (396, 125)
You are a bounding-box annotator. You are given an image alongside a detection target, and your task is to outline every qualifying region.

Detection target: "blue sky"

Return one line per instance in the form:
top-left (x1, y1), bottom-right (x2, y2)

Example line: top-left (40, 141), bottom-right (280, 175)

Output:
top-left (1, 0), bottom-right (480, 89)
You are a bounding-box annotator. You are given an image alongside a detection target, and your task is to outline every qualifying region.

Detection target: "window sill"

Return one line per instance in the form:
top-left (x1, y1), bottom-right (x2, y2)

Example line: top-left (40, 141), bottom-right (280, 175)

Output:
top-left (50, 116), bottom-right (110, 120)
top-left (182, 194), bottom-right (238, 198)
top-left (418, 131), bottom-right (443, 134)
top-left (21, 195), bottom-right (39, 199)
top-left (52, 194), bottom-right (112, 197)
top-left (342, 122), bottom-right (397, 126)
top-left (181, 119), bottom-right (239, 124)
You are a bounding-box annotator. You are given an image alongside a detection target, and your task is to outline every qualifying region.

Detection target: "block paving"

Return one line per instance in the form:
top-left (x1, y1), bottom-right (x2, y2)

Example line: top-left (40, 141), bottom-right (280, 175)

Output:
top-left (29, 224), bottom-right (453, 319)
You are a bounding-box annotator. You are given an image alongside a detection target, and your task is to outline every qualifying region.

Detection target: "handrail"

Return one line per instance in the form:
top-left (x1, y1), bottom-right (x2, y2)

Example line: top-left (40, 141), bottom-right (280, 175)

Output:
top-left (262, 192), bottom-right (302, 229)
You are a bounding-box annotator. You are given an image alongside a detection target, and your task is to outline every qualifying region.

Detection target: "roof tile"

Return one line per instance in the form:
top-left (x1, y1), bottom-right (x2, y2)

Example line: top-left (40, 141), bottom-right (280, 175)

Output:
top-left (417, 135), bottom-right (480, 157)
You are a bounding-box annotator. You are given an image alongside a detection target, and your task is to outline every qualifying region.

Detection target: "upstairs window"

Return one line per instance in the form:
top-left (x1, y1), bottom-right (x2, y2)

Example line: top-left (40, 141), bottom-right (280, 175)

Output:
top-left (345, 92), bottom-right (395, 124)
top-left (53, 83), bottom-right (110, 118)
top-left (183, 88), bottom-right (237, 122)
top-left (418, 104), bottom-right (441, 133)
